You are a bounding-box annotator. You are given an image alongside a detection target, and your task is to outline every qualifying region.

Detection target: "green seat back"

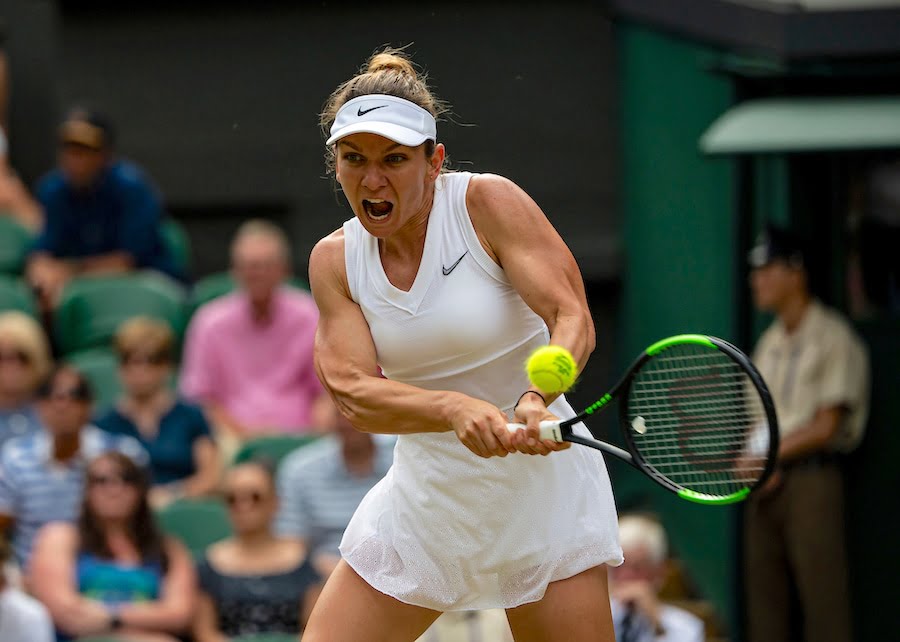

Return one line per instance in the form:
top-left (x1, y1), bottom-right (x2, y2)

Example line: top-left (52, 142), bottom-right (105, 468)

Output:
top-left (65, 348), bottom-right (123, 414)
top-left (54, 271), bottom-right (187, 355)
top-left (0, 217), bottom-right (34, 274)
top-left (0, 275), bottom-right (37, 317)
top-left (156, 497), bottom-right (232, 558)
top-left (188, 272), bottom-right (310, 321)
top-left (159, 218), bottom-right (192, 278)
top-left (233, 434), bottom-right (321, 467)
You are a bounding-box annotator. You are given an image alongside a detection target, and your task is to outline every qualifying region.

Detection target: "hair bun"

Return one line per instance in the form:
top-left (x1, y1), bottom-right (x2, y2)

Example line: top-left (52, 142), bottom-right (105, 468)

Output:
top-left (366, 51), bottom-right (416, 77)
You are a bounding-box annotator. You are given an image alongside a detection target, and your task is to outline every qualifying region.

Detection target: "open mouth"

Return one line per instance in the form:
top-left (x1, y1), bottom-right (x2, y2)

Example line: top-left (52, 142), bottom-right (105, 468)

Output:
top-left (362, 198), bottom-right (394, 221)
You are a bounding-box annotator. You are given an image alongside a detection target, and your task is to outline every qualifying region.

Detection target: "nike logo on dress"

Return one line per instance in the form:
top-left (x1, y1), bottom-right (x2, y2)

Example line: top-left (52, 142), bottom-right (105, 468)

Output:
top-left (442, 251), bottom-right (468, 276)
top-left (357, 105), bottom-right (388, 116)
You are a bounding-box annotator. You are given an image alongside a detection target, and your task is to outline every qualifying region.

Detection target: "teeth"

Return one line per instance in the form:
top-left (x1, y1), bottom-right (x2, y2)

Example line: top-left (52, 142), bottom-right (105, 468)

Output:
top-left (366, 198), bottom-right (386, 203)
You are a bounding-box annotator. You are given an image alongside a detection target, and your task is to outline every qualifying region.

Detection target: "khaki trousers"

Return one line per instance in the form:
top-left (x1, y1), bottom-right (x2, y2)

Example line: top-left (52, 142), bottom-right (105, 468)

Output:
top-left (744, 461), bottom-right (853, 642)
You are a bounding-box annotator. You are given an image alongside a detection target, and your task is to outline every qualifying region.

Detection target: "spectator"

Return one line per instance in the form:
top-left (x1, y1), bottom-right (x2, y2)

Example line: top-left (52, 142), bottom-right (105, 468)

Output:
top-left (29, 451), bottom-right (195, 642)
top-left (0, 365), bottom-right (147, 566)
top-left (180, 219), bottom-right (331, 446)
top-left (0, 128), bottom-right (42, 231)
top-left (25, 107), bottom-right (181, 311)
top-left (745, 224), bottom-right (869, 642)
top-left (608, 514), bottom-right (704, 642)
top-left (0, 311), bottom-right (51, 447)
top-left (275, 400), bottom-right (394, 578)
top-left (0, 535), bottom-right (54, 642)
top-left (193, 460), bottom-right (320, 641)
top-left (96, 317), bottom-right (220, 509)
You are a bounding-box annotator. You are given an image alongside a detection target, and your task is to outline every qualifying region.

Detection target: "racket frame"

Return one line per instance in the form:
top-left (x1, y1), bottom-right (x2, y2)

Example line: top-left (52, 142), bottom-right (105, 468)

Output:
top-left (556, 334), bottom-right (779, 505)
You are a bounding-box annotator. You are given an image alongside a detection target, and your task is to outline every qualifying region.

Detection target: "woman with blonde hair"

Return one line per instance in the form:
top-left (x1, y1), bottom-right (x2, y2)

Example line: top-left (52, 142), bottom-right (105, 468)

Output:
top-left (96, 316), bottom-right (219, 508)
top-left (0, 311), bottom-right (51, 447)
top-left (304, 49), bottom-right (621, 641)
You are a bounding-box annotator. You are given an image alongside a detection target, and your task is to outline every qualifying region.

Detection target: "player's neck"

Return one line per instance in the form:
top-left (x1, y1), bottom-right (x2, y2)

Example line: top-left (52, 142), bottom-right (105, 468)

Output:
top-left (778, 294), bottom-right (812, 334)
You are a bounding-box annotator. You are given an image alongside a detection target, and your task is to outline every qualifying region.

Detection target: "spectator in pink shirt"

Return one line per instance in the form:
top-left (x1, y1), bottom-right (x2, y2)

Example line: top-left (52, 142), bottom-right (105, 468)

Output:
top-left (180, 220), bottom-right (331, 446)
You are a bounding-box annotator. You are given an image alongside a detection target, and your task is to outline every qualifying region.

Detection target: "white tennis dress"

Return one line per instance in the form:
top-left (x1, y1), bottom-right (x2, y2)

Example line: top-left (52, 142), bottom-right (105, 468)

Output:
top-left (340, 171), bottom-right (622, 611)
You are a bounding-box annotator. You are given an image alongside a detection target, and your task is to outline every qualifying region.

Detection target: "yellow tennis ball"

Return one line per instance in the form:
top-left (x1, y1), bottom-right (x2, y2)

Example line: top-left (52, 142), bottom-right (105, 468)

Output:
top-left (526, 345), bottom-right (578, 394)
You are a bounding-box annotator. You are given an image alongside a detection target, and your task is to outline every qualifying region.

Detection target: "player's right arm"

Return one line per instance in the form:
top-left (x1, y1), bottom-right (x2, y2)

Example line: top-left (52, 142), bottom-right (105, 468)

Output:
top-left (308, 230), bottom-right (515, 458)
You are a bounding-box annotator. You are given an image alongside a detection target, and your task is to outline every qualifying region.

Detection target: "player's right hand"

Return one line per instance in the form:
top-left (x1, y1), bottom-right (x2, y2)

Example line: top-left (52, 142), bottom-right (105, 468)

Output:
top-left (450, 397), bottom-right (516, 458)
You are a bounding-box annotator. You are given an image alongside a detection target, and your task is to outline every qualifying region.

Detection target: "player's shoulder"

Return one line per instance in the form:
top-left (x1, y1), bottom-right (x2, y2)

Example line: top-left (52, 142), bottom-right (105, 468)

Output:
top-left (466, 173), bottom-right (520, 209)
top-left (309, 227), bottom-right (351, 296)
top-left (310, 227), bottom-right (346, 270)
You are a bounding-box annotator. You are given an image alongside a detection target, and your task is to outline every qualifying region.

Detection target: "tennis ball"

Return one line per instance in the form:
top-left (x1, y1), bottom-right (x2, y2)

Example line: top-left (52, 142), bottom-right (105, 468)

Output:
top-left (526, 345), bottom-right (578, 394)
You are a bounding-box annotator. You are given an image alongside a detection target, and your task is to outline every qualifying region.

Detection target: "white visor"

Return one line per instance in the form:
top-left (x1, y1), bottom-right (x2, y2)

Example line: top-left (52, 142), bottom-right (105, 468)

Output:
top-left (326, 94), bottom-right (437, 147)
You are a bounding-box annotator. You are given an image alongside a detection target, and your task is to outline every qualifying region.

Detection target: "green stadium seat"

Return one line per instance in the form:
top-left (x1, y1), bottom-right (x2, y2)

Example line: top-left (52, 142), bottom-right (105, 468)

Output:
top-left (156, 497), bottom-right (232, 558)
top-left (233, 434), bottom-right (321, 467)
top-left (0, 216), bottom-right (34, 274)
top-left (0, 275), bottom-right (37, 317)
top-left (187, 271), bottom-right (310, 321)
top-left (65, 348), bottom-right (123, 414)
top-left (160, 217), bottom-right (192, 278)
top-left (54, 271), bottom-right (187, 355)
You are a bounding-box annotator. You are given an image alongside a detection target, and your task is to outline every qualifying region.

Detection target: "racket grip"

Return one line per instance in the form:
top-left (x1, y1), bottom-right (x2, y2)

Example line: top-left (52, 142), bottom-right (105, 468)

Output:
top-left (506, 420), bottom-right (563, 442)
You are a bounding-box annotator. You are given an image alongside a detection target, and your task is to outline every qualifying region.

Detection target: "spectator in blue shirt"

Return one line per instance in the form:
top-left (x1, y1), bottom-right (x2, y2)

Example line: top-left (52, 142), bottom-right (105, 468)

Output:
top-left (95, 316), bottom-right (220, 509)
top-left (25, 107), bottom-right (181, 310)
top-left (0, 365), bottom-right (147, 566)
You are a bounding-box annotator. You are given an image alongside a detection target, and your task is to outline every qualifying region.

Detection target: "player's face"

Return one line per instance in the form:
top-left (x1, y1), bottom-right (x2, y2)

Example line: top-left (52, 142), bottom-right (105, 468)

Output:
top-left (335, 133), bottom-right (445, 239)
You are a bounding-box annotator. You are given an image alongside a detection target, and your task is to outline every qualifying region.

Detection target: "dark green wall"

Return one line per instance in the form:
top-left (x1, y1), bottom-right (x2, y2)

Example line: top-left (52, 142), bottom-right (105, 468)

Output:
top-left (615, 21), bottom-right (740, 632)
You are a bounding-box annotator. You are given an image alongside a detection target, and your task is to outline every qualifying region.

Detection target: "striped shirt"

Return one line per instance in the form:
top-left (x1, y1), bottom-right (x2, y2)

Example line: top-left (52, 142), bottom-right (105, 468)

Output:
top-left (0, 425), bottom-right (148, 565)
top-left (275, 435), bottom-right (394, 558)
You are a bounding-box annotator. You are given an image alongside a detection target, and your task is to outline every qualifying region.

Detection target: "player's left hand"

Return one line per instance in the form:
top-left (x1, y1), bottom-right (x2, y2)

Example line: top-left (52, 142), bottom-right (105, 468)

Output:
top-left (511, 394), bottom-right (571, 456)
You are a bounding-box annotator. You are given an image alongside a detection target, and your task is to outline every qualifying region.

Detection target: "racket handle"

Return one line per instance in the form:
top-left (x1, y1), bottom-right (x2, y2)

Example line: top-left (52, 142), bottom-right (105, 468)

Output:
top-left (506, 420), bottom-right (563, 442)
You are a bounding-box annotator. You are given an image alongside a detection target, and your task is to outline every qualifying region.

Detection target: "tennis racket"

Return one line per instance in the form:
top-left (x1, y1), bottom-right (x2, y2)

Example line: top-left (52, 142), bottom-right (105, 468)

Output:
top-left (508, 334), bottom-right (779, 505)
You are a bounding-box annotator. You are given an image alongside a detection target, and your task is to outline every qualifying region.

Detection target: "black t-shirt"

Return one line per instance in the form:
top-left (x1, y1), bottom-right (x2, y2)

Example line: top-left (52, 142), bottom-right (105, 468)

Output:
top-left (196, 554), bottom-right (319, 637)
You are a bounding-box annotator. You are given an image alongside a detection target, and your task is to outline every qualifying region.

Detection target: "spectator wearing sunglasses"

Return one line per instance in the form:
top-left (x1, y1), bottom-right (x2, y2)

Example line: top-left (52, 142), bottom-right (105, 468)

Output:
top-left (96, 317), bottom-right (220, 509)
top-left (0, 365), bottom-right (147, 566)
top-left (0, 312), bottom-right (51, 448)
top-left (29, 451), bottom-right (195, 642)
top-left (193, 460), bottom-right (320, 642)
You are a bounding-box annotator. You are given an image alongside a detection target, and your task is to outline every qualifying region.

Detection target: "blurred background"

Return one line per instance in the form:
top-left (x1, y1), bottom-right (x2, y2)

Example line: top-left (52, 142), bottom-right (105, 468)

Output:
top-left (2, 0), bottom-right (899, 640)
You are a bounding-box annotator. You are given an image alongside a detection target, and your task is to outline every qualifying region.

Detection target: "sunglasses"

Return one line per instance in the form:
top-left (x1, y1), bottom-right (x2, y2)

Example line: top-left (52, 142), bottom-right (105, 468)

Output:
top-left (0, 350), bottom-right (29, 365)
top-left (119, 352), bottom-right (169, 367)
top-left (41, 387), bottom-right (91, 402)
top-left (225, 490), bottom-right (267, 507)
top-left (87, 471), bottom-right (141, 488)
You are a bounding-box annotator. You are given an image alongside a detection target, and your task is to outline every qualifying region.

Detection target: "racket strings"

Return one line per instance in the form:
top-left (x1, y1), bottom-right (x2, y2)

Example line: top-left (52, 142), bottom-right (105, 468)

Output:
top-left (627, 345), bottom-right (770, 498)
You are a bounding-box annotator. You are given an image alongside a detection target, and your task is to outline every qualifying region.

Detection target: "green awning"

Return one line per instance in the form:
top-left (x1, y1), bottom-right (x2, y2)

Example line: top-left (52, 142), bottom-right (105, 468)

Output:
top-left (700, 96), bottom-right (900, 155)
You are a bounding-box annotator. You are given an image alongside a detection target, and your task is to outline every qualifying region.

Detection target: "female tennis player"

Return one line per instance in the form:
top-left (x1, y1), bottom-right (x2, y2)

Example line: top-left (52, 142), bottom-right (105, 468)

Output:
top-left (303, 49), bottom-right (622, 642)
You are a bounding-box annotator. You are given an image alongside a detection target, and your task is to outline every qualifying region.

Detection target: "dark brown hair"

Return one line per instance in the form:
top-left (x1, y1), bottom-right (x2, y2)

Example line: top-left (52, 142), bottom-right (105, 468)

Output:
top-left (320, 47), bottom-right (449, 174)
top-left (78, 452), bottom-right (169, 570)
